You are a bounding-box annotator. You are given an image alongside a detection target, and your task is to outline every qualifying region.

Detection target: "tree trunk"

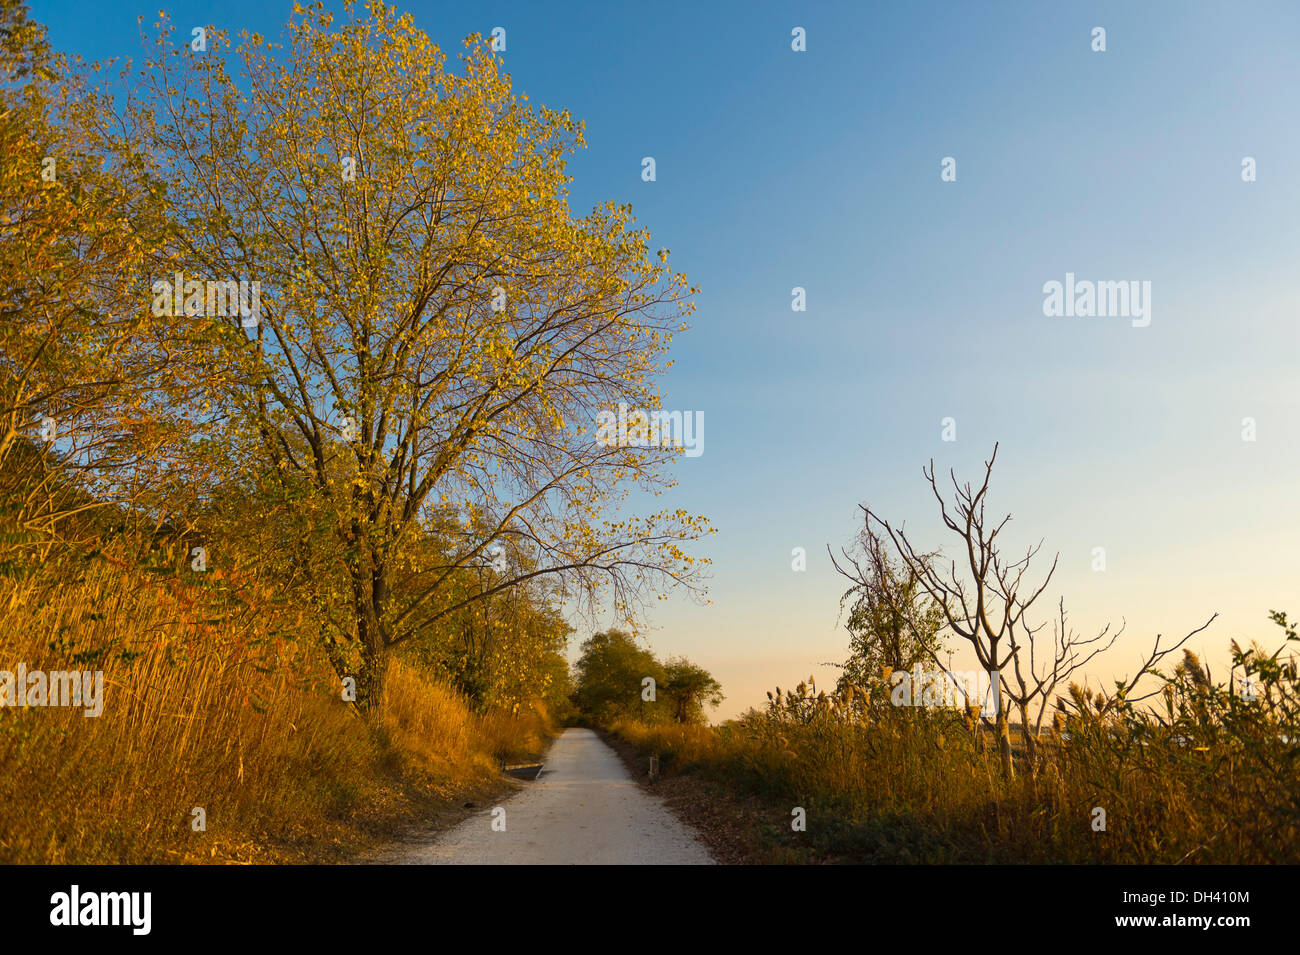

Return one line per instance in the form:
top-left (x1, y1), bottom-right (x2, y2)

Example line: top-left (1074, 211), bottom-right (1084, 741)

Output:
top-left (1018, 701), bottom-right (1037, 779)
top-left (349, 549), bottom-right (389, 713)
top-left (990, 676), bottom-right (1014, 780)
top-left (355, 632), bottom-right (388, 713)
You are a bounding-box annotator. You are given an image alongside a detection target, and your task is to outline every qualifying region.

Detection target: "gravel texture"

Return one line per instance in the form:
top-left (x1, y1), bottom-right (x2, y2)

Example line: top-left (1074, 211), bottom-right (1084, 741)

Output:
top-left (394, 727), bottom-right (715, 865)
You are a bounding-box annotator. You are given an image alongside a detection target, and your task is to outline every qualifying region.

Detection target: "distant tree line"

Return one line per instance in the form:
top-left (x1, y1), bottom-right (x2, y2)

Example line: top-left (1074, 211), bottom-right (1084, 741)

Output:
top-left (571, 630), bottom-right (722, 726)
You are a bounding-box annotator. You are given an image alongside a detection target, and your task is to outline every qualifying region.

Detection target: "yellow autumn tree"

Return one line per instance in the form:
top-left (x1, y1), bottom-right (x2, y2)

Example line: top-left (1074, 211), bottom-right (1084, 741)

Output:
top-left (0, 0), bottom-right (179, 566)
top-left (121, 1), bottom-right (710, 708)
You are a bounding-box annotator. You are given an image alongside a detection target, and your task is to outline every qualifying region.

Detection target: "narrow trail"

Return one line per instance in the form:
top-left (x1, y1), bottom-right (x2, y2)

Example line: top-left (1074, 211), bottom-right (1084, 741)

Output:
top-left (392, 727), bottom-right (715, 865)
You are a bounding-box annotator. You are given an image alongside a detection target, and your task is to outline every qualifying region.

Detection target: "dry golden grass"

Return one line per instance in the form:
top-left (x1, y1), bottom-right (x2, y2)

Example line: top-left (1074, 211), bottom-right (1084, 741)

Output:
top-left (612, 700), bottom-right (1300, 863)
top-left (0, 551), bottom-right (552, 864)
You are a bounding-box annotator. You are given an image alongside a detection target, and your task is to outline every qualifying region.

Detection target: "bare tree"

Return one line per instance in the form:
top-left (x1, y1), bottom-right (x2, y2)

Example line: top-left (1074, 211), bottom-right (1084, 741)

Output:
top-left (862, 445), bottom-right (1057, 776)
top-left (860, 443), bottom-right (1217, 780)
top-left (1057, 613), bottom-right (1219, 721)
top-left (1002, 598), bottom-right (1124, 765)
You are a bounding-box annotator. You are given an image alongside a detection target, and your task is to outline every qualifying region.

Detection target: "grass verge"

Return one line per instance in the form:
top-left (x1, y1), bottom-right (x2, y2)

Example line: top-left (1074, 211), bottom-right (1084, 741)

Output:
top-left (0, 554), bottom-right (556, 864)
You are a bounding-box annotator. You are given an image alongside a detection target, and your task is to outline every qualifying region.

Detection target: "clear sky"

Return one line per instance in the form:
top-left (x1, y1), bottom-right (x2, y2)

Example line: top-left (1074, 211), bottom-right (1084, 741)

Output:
top-left (33, 0), bottom-right (1300, 719)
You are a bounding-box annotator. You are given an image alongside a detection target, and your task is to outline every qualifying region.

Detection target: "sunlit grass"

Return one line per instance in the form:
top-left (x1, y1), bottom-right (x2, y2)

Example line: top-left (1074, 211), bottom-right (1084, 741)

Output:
top-left (0, 551), bottom-right (553, 863)
top-left (612, 683), bottom-right (1299, 864)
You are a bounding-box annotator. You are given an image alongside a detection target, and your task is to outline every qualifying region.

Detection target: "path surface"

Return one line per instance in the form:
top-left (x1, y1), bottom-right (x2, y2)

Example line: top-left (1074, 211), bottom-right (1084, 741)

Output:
top-left (394, 727), bottom-right (715, 865)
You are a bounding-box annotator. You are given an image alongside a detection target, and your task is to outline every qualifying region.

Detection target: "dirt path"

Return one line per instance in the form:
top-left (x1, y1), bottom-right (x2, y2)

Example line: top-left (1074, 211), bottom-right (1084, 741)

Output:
top-left (390, 727), bottom-right (715, 865)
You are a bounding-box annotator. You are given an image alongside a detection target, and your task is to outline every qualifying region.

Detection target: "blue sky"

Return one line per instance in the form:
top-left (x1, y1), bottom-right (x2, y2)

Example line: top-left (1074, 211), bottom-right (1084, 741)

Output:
top-left (33, 0), bottom-right (1300, 717)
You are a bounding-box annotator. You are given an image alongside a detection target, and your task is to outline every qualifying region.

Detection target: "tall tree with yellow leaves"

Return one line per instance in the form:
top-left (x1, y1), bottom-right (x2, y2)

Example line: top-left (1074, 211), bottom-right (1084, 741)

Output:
top-left (122, 1), bottom-right (709, 708)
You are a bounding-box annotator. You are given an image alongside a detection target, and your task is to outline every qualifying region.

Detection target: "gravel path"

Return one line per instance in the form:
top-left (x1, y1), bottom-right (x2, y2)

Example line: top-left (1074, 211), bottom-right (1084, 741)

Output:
top-left (394, 727), bottom-right (715, 865)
